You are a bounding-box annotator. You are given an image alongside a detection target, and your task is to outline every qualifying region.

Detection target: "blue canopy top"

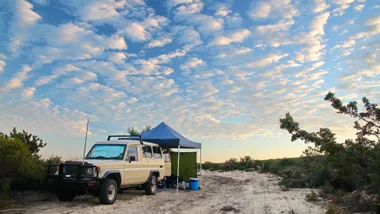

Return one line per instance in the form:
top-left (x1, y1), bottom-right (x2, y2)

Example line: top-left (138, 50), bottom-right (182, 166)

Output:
top-left (139, 122), bottom-right (201, 149)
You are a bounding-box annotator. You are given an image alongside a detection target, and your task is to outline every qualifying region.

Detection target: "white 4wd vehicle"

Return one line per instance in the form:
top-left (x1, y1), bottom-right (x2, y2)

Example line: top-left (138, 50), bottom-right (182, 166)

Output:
top-left (48, 139), bottom-right (171, 204)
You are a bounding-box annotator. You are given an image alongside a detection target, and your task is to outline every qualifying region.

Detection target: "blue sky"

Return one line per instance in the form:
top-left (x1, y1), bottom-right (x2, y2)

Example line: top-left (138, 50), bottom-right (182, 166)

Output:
top-left (0, 0), bottom-right (379, 162)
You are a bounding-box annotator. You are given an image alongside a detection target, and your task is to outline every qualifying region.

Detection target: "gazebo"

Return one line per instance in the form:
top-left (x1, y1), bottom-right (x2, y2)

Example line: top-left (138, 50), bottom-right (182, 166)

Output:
top-left (113, 122), bottom-right (202, 191)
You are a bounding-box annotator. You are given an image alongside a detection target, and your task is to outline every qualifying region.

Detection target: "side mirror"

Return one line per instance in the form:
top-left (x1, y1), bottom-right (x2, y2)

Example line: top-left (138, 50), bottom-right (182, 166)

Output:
top-left (129, 156), bottom-right (136, 163)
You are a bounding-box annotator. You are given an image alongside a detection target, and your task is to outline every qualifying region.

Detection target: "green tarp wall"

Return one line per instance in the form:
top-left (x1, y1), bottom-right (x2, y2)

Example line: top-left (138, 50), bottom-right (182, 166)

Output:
top-left (170, 152), bottom-right (197, 182)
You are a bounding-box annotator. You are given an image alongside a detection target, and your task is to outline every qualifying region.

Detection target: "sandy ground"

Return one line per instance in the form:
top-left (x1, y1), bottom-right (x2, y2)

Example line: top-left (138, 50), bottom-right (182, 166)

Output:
top-left (1, 171), bottom-right (326, 214)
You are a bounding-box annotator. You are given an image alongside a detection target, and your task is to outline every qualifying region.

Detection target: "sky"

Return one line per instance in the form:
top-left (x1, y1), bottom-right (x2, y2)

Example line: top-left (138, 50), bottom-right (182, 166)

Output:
top-left (0, 0), bottom-right (379, 162)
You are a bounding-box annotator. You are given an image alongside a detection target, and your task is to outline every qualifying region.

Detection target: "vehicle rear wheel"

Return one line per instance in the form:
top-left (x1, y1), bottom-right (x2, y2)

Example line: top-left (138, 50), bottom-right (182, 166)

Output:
top-left (99, 178), bottom-right (118, 204)
top-left (57, 189), bottom-right (76, 201)
top-left (144, 174), bottom-right (157, 195)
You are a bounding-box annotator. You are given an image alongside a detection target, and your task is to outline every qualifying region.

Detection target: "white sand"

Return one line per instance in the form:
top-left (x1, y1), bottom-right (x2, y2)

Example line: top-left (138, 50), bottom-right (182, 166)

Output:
top-left (2, 171), bottom-right (326, 214)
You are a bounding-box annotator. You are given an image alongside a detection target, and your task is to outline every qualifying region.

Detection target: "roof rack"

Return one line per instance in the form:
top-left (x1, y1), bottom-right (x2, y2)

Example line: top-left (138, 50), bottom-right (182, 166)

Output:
top-left (107, 135), bottom-right (143, 144)
top-left (107, 135), bottom-right (133, 141)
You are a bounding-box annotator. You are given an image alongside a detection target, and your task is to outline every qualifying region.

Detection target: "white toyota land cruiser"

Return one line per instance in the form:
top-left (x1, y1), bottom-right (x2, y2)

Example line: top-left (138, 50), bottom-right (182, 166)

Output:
top-left (48, 137), bottom-right (171, 204)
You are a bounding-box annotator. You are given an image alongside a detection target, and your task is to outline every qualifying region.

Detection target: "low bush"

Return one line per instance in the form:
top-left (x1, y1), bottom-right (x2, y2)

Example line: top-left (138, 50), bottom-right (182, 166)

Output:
top-left (305, 190), bottom-right (318, 202)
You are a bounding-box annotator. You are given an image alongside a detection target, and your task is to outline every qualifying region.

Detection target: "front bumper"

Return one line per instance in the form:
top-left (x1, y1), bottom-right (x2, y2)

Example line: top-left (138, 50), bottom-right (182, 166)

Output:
top-left (47, 164), bottom-right (100, 195)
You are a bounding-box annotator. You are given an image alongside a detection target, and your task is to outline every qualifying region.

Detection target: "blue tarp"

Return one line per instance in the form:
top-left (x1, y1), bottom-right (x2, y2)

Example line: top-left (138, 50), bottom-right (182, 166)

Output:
top-left (136, 122), bottom-right (201, 149)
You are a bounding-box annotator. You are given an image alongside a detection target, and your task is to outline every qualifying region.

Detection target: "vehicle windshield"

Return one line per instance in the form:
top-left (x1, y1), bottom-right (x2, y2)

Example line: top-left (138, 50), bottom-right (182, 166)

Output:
top-left (86, 144), bottom-right (126, 160)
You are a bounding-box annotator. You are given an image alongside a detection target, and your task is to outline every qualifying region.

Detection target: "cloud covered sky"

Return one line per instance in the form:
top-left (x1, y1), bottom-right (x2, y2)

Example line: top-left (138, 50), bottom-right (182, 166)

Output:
top-left (0, 0), bottom-right (379, 162)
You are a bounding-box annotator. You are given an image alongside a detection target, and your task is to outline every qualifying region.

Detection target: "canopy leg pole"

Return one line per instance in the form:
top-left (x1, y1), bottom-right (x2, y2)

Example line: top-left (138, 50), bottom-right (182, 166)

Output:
top-left (176, 145), bottom-right (180, 193)
top-left (200, 148), bottom-right (202, 174)
top-left (199, 148), bottom-right (202, 189)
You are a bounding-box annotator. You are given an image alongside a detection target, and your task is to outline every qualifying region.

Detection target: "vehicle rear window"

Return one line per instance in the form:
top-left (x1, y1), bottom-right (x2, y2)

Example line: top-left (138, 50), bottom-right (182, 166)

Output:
top-left (152, 147), bottom-right (162, 159)
top-left (142, 145), bottom-right (152, 158)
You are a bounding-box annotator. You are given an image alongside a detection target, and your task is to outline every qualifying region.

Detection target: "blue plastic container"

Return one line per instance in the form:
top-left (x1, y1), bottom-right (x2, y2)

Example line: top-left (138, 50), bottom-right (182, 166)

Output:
top-left (189, 178), bottom-right (199, 190)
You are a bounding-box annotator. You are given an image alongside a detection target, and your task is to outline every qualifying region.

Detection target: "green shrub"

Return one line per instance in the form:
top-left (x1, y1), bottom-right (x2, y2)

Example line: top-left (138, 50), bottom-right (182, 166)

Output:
top-left (305, 190), bottom-right (318, 202)
top-left (325, 205), bottom-right (337, 214)
top-left (0, 136), bottom-right (44, 199)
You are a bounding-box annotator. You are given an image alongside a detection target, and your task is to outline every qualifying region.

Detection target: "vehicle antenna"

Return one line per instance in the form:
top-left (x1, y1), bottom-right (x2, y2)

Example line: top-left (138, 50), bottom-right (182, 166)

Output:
top-left (82, 119), bottom-right (90, 165)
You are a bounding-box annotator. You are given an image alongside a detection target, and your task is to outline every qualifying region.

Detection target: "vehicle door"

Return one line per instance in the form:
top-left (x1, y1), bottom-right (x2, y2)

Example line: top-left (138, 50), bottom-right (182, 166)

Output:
top-left (152, 146), bottom-right (165, 178)
top-left (124, 144), bottom-right (140, 185)
top-left (139, 144), bottom-right (153, 183)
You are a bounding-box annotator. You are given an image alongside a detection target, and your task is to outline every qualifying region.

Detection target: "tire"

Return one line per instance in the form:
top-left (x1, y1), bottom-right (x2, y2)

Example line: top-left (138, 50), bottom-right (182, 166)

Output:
top-left (99, 179), bottom-right (118, 204)
top-left (57, 189), bottom-right (76, 201)
top-left (144, 174), bottom-right (157, 195)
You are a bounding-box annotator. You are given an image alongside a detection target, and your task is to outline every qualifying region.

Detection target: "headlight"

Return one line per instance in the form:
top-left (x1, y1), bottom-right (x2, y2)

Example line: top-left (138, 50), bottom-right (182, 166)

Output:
top-left (86, 168), bottom-right (93, 175)
top-left (82, 167), bottom-right (96, 177)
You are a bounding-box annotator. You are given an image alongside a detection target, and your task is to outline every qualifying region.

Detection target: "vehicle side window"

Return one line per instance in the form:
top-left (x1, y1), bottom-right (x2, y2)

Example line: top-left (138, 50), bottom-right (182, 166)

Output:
top-left (163, 151), bottom-right (170, 163)
top-left (126, 146), bottom-right (138, 162)
top-left (153, 147), bottom-right (162, 159)
top-left (142, 145), bottom-right (152, 158)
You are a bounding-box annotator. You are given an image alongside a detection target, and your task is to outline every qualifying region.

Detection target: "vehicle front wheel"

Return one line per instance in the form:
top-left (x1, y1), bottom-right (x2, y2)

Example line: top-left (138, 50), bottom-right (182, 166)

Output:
top-left (57, 189), bottom-right (76, 201)
top-left (99, 179), bottom-right (118, 204)
top-left (144, 174), bottom-right (157, 195)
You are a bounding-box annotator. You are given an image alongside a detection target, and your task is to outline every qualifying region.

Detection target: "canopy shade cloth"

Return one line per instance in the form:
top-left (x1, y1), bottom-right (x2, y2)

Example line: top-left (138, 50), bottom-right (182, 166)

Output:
top-left (137, 122), bottom-right (201, 149)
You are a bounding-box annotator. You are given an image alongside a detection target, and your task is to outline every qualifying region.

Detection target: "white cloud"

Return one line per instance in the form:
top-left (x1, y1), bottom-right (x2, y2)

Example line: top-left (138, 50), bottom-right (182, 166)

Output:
top-left (180, 57), bottom-right (204, 71)
top-left (15, 0), bottom-right (42, 25)
top-left (9, 0), bottom-right (42, 55)
top-left (247, 1), bottom-right (271, 19)
top-left (223, 14), bottom-right (241, 29)
top-left (245, 53), bottom-right (288, 68)
top-left (354, 4), bottom-right (365, 11)
top-left (35, 64), bottom-right (80, 86)
top-left (166, 0), bottom-right (194, 9)
top-left (78, 1), bottom-right (120, 21)
top-left (108, 52), bottom-right (127, 64)
top-left (146, 36), bottom-right (173, 48)
top-left (0, 97), bottom-right (98, 137)
top-left (174, 26), bottom-right (202, 50)
top-left (210, 29), bottom-right (250, 46)
top-left (0, 59), bottom-right (6, 73)
top-left (175, 2), bottom-right (204, 16)
top-left (312, 61), bottom-right (325, 68)
top-left (122, 22), bottom-right (148, 41)
top-left (331, 0), bottom-right (354, 16)
top-left (253, 19), bottom-right (294, 47)
top-left (247, 0), bottom-right (297, 20)
top-left (222, 79), bottom-right (234, 85)
top-left (295, 12), bottom-right (330, 62)
top-left (1, 65), bottom-right (32, 91)
top-left (107, 35), bottom-right (127, 50)
top-left (22, 87), bottom-right (36, 98)
top-left (211, 3), bottom-right (231, 17)
top-left (228, 86), bottom-right (242, 94)
top-left (314, 0), bottom-right (330, 13)
top-left (310, 12), bottom-right (330, 36)
top-left (119, 16), bottom-right (169, 42)
top-left (127, 97), bottom-right (138, 104)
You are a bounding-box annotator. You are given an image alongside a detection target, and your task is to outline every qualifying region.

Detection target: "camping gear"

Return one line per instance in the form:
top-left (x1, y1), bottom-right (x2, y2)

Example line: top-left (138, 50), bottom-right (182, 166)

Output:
top-left (170, 152), bottom-right (197, 182)
top-left (189, 178), bottom-right (199, 190)
top-left (165, 175), bottom-right (183, 188)
top-left (121, 122), bottom-right (202, 193)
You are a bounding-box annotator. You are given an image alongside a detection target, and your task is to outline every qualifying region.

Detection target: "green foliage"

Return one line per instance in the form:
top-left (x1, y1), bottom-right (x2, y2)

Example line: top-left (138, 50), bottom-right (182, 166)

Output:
top-left (0, 136), bottom-right (44, 199)
top-left (325, 205), bottom-right (337, 214)
top-left (202, 156), bottom-right (263, 172)
top-left (127, 125), bottom-right (152, 136)
top-left (43, 155), bottom-right (62, 165)
top-left (280, 92), bottom-right (380, 194)
top-left (305, 190), bottom-right (318, 202)
top-left (141, 125), bottom-right (151, 134)
top-left (127, 127), bottom-right (140, 136)
top-left (0, 128), bottom-right (46, 157)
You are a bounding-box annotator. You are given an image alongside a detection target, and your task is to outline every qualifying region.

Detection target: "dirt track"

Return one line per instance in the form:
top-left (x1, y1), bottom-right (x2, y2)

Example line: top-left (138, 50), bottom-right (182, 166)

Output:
top-left (1, 171), bottom-right (326, 214)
